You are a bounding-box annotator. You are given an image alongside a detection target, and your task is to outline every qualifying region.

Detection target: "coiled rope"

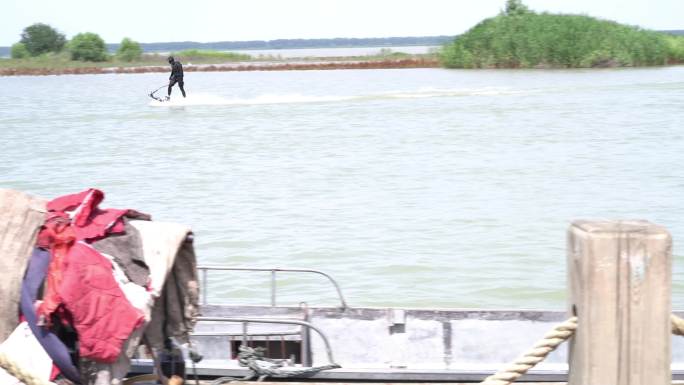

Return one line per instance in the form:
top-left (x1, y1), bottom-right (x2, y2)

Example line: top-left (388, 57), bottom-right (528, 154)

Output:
top-left (240, 345), bottom-right (340, 380)
top-left (0, 351), bottom-right (53, 385)
top-left (211, 345), bottom-right (341, 384)
top-left (481, 314), bottom-right (684, 385)
top-left (480, 316), bottom-right (578, 385)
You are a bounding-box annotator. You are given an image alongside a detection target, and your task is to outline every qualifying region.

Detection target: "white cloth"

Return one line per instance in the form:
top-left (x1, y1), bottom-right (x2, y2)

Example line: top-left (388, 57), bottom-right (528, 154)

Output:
top-left (0, 322), bottom-right (53, 385)
top-left (129, 220), bottom-right (192, 296)
top-left (92, 326), bottom-right (145, 385)
top-left (101, 251), bottom-right (154, 321)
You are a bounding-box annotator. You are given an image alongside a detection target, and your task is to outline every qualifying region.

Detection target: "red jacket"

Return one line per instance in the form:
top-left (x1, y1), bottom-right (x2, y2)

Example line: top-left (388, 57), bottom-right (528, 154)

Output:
top-left (59, 242), bottom-right (144, 363)
top-left (47, 189), bottom-right (127, 239)
top-left (38, 189), bottom-right (128, 322)
top-left (37, 189), bottom-right (145, 363)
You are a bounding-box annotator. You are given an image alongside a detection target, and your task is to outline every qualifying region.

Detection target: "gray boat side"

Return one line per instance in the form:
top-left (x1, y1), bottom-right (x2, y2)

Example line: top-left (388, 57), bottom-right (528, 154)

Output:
top-left (133, 304), bottom-right (684, 382)
top-left (129, 265), bottom-right (684, 382)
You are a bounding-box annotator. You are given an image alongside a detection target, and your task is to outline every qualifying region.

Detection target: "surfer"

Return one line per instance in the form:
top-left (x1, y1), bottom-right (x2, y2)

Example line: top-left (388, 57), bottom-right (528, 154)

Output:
top-left (167, 56), bottom-right (186, 98)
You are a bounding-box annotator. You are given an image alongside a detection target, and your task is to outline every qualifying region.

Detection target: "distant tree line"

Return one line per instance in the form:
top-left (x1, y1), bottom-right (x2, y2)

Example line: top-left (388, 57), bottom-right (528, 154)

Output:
top-left (106, 36), bottom-right (456, 53)
top-left (0, 35), bottom-right (455, 57)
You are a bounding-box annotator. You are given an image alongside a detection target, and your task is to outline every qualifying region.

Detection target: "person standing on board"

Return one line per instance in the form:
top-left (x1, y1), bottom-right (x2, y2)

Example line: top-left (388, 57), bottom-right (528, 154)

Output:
top-left (167, 56), bottom-right (186, 98)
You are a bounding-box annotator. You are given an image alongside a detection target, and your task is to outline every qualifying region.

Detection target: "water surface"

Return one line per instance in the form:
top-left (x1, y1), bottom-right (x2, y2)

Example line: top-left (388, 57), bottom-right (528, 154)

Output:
top-left (2, 65), bottom-right (683, 309)
top-left (229, 45), bottom-right (439, 58)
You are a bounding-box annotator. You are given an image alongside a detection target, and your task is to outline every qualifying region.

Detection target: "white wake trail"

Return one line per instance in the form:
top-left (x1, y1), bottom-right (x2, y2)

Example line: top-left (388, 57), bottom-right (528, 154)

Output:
top-left (148, 87), bottom-right (525, 107)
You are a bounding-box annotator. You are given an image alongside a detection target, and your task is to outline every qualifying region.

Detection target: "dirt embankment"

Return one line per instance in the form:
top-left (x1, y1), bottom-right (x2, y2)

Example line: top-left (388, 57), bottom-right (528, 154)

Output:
top-left (0, 58), bottom-right (440, 76)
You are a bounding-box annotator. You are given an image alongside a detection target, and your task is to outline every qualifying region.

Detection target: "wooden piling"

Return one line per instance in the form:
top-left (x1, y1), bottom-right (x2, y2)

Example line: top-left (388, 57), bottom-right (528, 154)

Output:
top-left (567, 220), bottom-right (672, 385)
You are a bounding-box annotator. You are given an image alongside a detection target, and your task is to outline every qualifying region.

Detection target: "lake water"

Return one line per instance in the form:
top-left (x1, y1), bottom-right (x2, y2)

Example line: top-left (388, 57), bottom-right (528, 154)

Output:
top-left (2, 65), bottom-right (684, 310)
top-left (230, 45), bottom-right (439, 58)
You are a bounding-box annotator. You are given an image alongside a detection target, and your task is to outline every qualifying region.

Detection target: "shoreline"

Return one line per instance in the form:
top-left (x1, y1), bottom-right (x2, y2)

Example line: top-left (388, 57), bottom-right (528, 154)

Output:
top-left (4, 58), bottom-right (681, 77)
top-left (0, 58), bottom-right (440, 76)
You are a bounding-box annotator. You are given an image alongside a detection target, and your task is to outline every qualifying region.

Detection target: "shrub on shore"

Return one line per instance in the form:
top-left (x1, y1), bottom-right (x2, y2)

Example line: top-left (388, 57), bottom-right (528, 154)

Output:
top-left (174, 49), bottom-right (252, 61)
top-left (665, 35), bottom-right (684, 63)
top-left (11, 43), bottom-right (30, 59)
top-left (19, 23), bottom-right (66, 56)
top-left (117, 38), bottom-right (142, 62)
top-left (442, 2), bottom-right (684, 68)
top-left (377, 48), bottom-right (411, 59)
top-left (69, 33), bottom-right (108, 62)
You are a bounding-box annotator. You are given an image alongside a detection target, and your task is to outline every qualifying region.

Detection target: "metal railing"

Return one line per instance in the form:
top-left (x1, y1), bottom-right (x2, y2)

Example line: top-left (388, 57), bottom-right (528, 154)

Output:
top-left (195, 316), bottom-right (339, 367)
top-left (198, 266), bottom-right (348, 309)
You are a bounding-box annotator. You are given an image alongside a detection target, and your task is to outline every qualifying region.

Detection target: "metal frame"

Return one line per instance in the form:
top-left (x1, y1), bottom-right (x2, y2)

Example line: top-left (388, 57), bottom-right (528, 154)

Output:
top-left (197, 266), bottom-right (348, 308)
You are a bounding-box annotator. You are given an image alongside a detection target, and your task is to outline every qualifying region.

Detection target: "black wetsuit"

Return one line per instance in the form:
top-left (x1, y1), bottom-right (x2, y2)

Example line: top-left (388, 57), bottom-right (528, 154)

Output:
top-left (168, 60), bottom-right (186, 97)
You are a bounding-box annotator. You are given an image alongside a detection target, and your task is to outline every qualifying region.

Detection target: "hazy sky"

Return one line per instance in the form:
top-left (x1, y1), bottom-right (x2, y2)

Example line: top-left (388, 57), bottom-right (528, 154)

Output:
top-left (3, 0), bottom-right (683, 46)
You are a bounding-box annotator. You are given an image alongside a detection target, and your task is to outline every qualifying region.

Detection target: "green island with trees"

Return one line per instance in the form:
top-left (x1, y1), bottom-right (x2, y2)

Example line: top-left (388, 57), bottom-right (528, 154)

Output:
top-left (441, 0), bottom-right (684, 68)
top-left (2, 0), bottom-right (683, 75)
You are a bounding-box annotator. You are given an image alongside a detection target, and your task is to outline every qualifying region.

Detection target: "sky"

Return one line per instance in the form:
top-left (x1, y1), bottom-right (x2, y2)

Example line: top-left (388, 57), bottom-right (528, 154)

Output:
top-left (3, 0), bottom-right (684, 46)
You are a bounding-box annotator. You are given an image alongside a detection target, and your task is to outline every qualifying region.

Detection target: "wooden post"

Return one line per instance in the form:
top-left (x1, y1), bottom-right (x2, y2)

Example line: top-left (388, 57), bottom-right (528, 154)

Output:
top-left (567, 220), bottom-right (671, 385)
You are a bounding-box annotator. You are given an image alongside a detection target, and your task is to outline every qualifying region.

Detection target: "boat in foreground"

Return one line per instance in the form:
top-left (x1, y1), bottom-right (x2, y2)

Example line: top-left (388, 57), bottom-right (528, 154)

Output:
top-left (130, 266), bottom-right (684, 382)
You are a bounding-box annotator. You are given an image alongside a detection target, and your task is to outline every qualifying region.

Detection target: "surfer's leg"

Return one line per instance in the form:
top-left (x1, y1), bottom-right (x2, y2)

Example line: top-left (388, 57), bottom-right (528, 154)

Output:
top-left (168, 79), bottom-right (177, 96)
top-left (179, 80), bottom-right (186, 97)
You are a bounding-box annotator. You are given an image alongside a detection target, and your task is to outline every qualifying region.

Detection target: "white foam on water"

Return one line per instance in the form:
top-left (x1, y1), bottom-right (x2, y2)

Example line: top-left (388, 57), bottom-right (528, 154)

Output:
top-left (379, 86), bottom-right (526, 98)
top-left (148, 93), bottom-right (232, 107)
top-left (147, 87), bottom-right (524, 107)
top-left (148, 92), bottom-right (356, 107)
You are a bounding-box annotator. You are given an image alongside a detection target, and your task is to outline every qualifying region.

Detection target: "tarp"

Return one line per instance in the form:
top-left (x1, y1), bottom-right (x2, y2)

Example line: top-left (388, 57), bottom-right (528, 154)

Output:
top-left (0, 189), bottom-right (46, 341)
top-left (130, 220), bottom-right (200, 349)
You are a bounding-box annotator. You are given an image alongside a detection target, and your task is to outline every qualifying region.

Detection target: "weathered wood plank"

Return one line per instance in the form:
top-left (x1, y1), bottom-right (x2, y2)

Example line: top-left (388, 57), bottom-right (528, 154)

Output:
top-left (567, 220), bottom-right (671, 385)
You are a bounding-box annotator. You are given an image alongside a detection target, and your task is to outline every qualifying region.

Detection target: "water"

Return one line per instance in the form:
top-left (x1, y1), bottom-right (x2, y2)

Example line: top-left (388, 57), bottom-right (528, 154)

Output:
top-left (2, 66), bottom-right (684, 310)
top-left (229, 45), bottom-right (439, 58)
top-left (147, 45), bottom-right (439, 62)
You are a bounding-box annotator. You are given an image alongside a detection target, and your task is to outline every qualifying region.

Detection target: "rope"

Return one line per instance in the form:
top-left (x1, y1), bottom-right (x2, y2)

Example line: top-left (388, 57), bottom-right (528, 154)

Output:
top-left (672, 314), bottom-right (684, 336)
top-left (480, 316), bottom-right (578, 385)
top-left (123, 374), bottom-right (157, 385)
top-left (210, 375), bottom-right (246, 385)
top-left (237, 345), bottom-right (340, 382)
top-left (0, 351), bottom-right (54, 385)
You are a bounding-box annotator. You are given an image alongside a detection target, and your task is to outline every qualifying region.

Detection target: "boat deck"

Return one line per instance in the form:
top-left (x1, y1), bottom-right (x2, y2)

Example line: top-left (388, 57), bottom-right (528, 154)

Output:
top-left (132, 381), bottom-right (684, 385)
